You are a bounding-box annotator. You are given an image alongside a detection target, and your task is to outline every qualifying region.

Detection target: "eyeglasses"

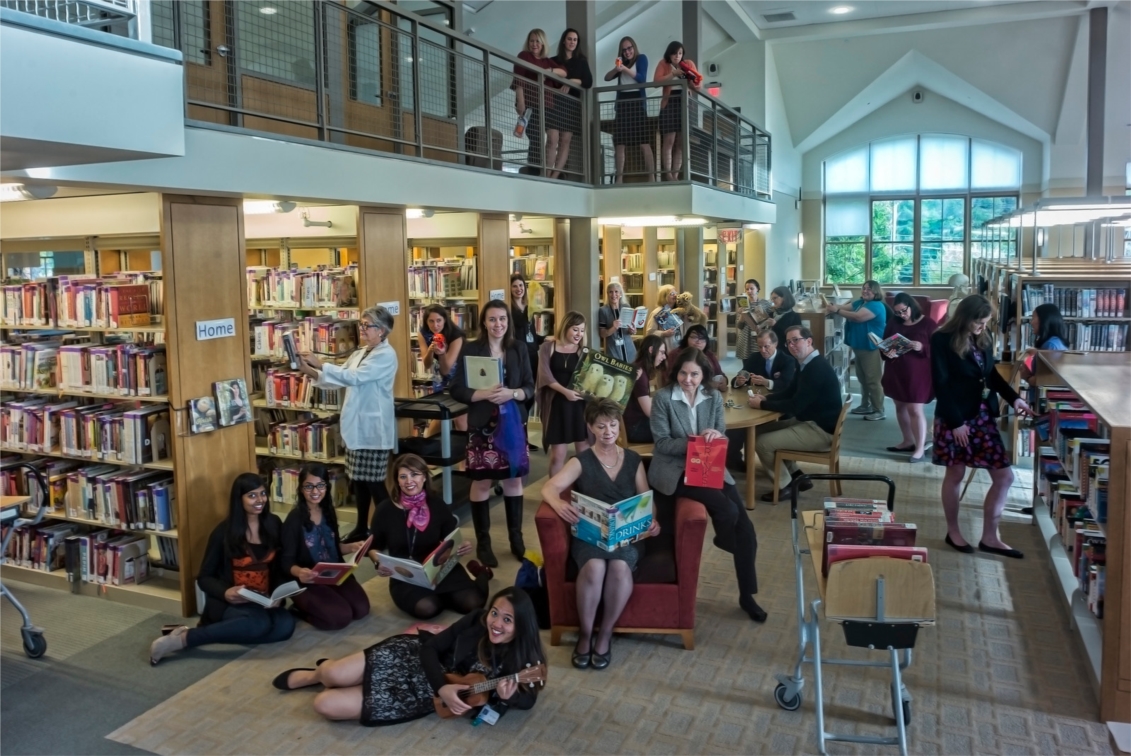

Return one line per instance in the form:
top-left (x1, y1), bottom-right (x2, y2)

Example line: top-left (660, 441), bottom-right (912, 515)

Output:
top-left (621, 46), bottom-right (633, 53)
top-left (785, 337), bottom-right (808, 345)
top-left (894, 308), bottom-right (909, 316)
top-left (301, 483), bottom-right (328, 493)
top-left (358, 323), bottom-right (376, 331)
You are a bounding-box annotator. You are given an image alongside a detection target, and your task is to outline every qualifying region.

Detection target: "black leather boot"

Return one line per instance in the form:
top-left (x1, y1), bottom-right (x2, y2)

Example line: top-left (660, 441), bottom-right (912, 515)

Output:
top-left (470, 500), bottom-right (498, 568)
top-left (504, 495), bottom-right (526, 560)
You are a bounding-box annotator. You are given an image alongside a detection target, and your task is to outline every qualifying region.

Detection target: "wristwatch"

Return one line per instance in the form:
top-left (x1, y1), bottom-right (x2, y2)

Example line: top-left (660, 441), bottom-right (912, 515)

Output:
top-left (513, 390), bottom-right (520, 401)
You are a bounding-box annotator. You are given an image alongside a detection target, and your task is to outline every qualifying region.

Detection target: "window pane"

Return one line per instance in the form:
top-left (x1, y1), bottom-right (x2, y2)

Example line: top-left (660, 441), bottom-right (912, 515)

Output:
top-left (920, 135), bottom-right (968, 191)
top-left (970, 195), bottom-right (1017, 259)
top-left (350, 21), bottom-right (382, 105)
top-left (825, 237), bottom-right (866, 284)
top-left (870, 137), bottom-right (917, 192)
top-left (873, 200), bottom-right (914, 242)
top-left (923, 198), bottom-right (965, 241)
top-left (872, 243), bottom-right (913, 285)
top-left (235, 0), bottom-right (316, 86)
top-left (971, 140), bottom-right (1021, 189)
top-left (825, 198), bottom-right (869, 237)
top-left (920, 242), bottom-right (964, 284)
top-left (825, 148), bottom-right (868, 194)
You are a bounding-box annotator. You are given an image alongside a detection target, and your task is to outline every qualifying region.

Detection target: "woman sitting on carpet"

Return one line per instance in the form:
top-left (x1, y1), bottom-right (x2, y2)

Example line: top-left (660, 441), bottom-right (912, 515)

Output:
top-left (272, 587), bottom-right (546, 726)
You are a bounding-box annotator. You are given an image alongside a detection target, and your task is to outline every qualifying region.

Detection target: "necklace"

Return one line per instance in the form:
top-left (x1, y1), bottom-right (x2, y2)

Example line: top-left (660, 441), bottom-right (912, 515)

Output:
top-left (596, 445), bottom-right (621, 469)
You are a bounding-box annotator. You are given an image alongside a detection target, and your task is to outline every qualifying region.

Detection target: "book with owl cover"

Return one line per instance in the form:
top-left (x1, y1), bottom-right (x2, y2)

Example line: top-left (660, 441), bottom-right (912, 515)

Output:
top-left (463, 356), bottom-right (503, 390)
top-left (571, 490), bottom-right (654, 552)
top-left (566, 347), bottom-right (635, 409)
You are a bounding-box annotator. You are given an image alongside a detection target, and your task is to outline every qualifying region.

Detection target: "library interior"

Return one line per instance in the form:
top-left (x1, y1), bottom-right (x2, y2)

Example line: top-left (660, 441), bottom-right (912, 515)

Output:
top-left (1, 0), bottom-right (1129, 754)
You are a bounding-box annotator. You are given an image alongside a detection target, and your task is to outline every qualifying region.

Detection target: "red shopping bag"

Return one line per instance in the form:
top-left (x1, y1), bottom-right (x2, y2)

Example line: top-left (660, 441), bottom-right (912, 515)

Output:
top-left (684, 435), bottom-right (728, 489)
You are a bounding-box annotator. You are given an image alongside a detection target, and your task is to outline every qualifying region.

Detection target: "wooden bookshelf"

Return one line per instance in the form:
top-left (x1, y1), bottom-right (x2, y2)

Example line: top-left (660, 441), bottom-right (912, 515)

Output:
top-left (511, 239), bottom-right (559, 342)
top-left (1029, 351), bottom-right (1130, 731)
top-left (798, 309), bottom-right (849, 394)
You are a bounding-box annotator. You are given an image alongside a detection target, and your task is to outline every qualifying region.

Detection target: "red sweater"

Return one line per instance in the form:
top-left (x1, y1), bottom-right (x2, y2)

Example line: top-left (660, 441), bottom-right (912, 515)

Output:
top-left (514, 51), bottom-right (561, 109)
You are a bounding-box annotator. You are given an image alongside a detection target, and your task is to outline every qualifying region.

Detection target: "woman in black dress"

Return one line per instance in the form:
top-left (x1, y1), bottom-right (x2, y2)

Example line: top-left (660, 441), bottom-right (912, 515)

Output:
top-left (549, 27), bottom-right (593, 179)
top-left (367, 454), bottom-right (488, 619)
top-left (542, 399), bottom-right (660, 669)
top-left (275, 587), bottom-right (545, 727)
top-left (536, 310), bottom-right (590, 477)
top-left (510, 273), bottom-right (541, 444)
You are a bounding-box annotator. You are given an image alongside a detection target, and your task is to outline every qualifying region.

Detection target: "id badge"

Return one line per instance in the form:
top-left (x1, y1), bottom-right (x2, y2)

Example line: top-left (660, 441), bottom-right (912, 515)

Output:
top-left (525, 331), bottom-right (534, 343)
top-left (472, 703), bottom-right (500, 726)
top-left (614, 337), bottom-right (624, 347)
top-left (981, 387), bottom-right (991, 400)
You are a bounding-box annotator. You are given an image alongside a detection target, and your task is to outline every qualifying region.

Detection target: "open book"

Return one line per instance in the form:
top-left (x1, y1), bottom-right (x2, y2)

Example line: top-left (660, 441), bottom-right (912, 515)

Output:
top-left (378, 527), bottom-right (463, 589)
top-left (311, 534), bottom-right (373, 585)
top-left (654, 307), bottom-right (683, 333)
top-left (619, 306), bottom-right (649, 330)
top-left (238, 580), bottom-right (306, 608)
top-left (571, 490), bottom-right (654, 552)
top-left (869, 331), bottom-right (915, 356)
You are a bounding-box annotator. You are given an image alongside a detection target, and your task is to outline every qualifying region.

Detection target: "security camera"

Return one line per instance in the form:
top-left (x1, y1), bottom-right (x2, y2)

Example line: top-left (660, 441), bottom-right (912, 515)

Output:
top-left (911, 90), bottom-right (925, 104)
top-left (707, 62), bottom-right (719, 76)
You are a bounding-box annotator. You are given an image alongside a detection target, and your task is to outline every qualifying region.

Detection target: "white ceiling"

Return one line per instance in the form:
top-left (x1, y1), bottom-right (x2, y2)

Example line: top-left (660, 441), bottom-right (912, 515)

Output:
top-left (738, 0), bottom-right (1064, 30)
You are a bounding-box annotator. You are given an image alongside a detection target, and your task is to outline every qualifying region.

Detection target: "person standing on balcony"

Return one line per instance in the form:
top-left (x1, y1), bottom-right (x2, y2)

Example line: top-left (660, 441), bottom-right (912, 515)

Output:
top-left (654, 41), bottom-right (701, 182)
top-left (604, 36), bottom-right (654, 183)
top-left (514, 29), bottom-right (567, 177)
top-left (549, 28), bottom-right (593, 180)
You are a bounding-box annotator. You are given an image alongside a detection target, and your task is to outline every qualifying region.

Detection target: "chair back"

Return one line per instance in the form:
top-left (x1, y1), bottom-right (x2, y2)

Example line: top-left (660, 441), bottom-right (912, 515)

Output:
top-left (828, 398), bottom-right (853, 459)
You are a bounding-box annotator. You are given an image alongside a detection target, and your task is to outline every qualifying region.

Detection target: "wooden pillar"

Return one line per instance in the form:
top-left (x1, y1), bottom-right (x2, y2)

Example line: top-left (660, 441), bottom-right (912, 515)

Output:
top-left (356, 206), bottom-right (411, 403)
top-left (478, 213), bottom-right (511, 312)
top-left (569, 217), bottom-right (600, 325)
top-left (601, 224), bottom-right (622, 297)
top-left (744, 228), bottom-right (766, 290)
top-left (643, 226), bottom-right (660, 308)
top-left (161, 194), bottom-right (256, 616)
top-left (554, 218), bottom-right (571, 322)
top-left (680, 226), bottom-right (704, 305)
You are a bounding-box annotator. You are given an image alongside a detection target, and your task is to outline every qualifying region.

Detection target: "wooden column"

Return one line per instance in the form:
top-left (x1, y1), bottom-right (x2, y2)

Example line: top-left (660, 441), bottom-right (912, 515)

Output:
top-left (744, 228), bottom-right (766, 290)
top-left (569, 217), bottom-right (600, 326)
top-left (601, 224), bottom-right (622, 296)
top-left (478, 213), bottom-right (510, 311)
top-left (356, 206), bottom-right (411, 403)
top-left (554, 218), bottom-right (571, 322)
top-left (680, 226), bottom-right (705, 306)
top-left (643, 226), bottom-right (660, 308)
top-left (161, 194), bottom-right (256, 616)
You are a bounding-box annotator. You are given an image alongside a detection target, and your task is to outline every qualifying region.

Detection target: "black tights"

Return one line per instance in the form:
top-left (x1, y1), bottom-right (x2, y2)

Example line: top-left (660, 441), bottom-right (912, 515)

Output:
top-left (351, 479), bottom-right (389, 534)
top-left (409, 572), bottom-right (490, 619)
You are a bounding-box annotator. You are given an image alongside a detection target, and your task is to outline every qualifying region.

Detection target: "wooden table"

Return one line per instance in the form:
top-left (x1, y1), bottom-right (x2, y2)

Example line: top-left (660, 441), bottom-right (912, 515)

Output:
top-left (723, 398), bottom-right (782, 510)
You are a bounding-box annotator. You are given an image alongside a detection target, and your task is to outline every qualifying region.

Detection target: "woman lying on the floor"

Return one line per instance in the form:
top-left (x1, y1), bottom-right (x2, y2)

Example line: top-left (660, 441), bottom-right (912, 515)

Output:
top-left (272, 586), bottom-right (546, 726)
top-left (367, 453), bottom-right (491, 619)
top-left (150, 473), bottom-right (296, 665)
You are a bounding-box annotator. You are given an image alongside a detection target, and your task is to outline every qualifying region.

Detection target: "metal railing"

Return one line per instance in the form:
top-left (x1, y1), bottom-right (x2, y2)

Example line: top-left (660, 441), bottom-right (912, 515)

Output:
top-left (592, 80), bottom-right (771, 199)
top-left (1, 0), bottom-right (135, 35)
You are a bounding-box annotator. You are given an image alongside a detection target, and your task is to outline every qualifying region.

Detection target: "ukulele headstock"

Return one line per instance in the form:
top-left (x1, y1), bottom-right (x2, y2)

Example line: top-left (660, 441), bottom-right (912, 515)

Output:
top-left (518, 661), bottom-right (547, 688)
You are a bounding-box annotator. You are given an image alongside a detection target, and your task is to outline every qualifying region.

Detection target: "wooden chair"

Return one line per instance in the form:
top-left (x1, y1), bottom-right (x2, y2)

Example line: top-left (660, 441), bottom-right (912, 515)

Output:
top-left (771, 399), bottom-right (853, 504)
top-left (617, 421), bottom-right (655, 458)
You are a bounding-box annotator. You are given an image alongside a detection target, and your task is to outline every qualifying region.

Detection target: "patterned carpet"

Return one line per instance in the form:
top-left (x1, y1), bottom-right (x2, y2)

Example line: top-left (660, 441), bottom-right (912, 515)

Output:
top-left (104, 455), bottom-right (1113, 755)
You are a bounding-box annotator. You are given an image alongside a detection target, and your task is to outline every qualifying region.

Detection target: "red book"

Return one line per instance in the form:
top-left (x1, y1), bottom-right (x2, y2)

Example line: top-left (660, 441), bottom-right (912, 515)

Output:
top-left (107, 284), bottom-right (151, 328)
top-left (684, 435), bottom-right (727, 489)
top-left (825, 544), bottom-right (928, 572)
top-left (823, 522), bottom-right (918, 575)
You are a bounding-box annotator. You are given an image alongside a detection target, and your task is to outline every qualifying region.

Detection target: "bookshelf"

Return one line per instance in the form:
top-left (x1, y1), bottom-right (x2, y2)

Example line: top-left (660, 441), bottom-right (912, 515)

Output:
top-left (703, 240), bottom-right (720, 352)
top-left (1028, 351), bottom-right (1130, 731)
top-left (620, 235), bottom-right (645, 309)
top-left (799, 309), bottom-right (849, 394)
top-left (511, 240), bottom-right (558, 342)
top-left (407, 241), bottom-right (479, 398)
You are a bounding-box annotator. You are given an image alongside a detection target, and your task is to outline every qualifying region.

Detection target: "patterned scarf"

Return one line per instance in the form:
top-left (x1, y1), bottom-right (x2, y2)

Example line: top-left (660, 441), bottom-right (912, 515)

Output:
top-left (401, 490), bottom-right (430, 532)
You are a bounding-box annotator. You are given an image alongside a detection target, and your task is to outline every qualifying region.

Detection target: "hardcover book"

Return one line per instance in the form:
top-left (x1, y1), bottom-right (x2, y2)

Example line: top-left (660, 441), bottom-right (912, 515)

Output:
top-left (823, 521), bottom-right (918, 575)
top-left (868, 331), bottom-right (915, 356)
top-left (825, 544), bottom-right (929, 572)
top-left (188, 396), bottom-right (218, 434)
top-left (377, 527), bottom-right (463, 589)
top-left (464, 356), bottom-right (503, 391)
top-left (214, 378), bottom-right (252, 427)
top-left (571, 490), bottom-right (654, 552)
top-left (311, 535), bottom-right (373, 585)
top-left (567, 347), bottom-right (635, 408)
top-left (684, 435), bottom-right (727, 489)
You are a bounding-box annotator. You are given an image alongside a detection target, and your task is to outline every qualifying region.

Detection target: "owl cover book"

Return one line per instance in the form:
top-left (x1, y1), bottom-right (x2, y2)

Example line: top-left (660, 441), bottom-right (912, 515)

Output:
top-left (567, 347), bottom-right (635, 409)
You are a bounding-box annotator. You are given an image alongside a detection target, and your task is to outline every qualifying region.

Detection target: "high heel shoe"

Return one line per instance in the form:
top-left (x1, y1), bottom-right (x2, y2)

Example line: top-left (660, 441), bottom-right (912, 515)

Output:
top-left (150, 625), bottom-right (187, 666)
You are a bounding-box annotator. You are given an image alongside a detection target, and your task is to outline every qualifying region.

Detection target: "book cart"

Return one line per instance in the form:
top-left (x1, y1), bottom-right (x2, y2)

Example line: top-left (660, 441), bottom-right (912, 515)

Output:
top-left (774, 474), bottom-right (935, 756)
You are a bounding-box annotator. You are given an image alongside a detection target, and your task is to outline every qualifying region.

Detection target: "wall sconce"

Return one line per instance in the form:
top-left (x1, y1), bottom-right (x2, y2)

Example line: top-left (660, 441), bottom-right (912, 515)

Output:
top-left (797, 233), bottom-right (805, 248)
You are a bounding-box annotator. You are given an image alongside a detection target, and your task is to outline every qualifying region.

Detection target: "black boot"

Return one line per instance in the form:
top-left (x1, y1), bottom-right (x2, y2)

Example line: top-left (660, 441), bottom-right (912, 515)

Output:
top-left (504, 496), bottom-right (526, 560)
top-left (470, 500), bottom-right (498, 568)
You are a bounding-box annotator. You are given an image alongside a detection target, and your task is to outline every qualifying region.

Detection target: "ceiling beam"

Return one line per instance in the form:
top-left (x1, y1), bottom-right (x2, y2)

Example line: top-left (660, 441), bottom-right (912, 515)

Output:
top-left (702, 0), bottom-right (762, 41)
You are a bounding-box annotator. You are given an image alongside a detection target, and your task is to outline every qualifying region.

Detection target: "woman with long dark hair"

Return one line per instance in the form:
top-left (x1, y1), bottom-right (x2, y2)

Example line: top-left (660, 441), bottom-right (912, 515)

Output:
top-left (549, 27), bottom-right (593, 179)
top-left (420, 305), bottom-right (466, 417)
top-left (603, 35), bottom-right (654, 183)
top-left (281, 463), bottom-right (370, 630)
top-left (275, 587), bottom-right (546, 725)
top-left (931, 295), bottom-right (1032, 559)
top-left (880, 293), bottom-right (937, 462)
top-left (149, 473), bottom-right (295, 664)
top-left (1019, 302), bottom-right (1069, 381)
top-left (510, 273), bottom-right (541, 449)
top-left (451, 300), bottom-right (535, 566)
top-left (765, 286), bottom-right (802, 348)
top-left (536, 311), bottom-right (590, 477)
top-left (623, 334), bottom-right (667, 443)
top-left (654, 40), bottom-right (701, 181)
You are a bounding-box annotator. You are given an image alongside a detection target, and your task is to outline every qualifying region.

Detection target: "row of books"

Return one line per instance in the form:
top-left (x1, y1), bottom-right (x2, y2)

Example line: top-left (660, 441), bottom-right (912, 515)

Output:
top-left (264, 417), bottom-right (343, 460)
top-left (1038, 450), bottom-right (1106, 618)
top-left (408, 260), bottom-right (477, 299)
top-left (1020, 284), bottom-right (1127, 319)
top-left (657, 250), bottom-right (676, 269)
top-left (0, 341), bottom-right (168, 397)
top-left (659, 270), bottom-right (676, 287)
top-left (621, 253), bottom-right (643, 272)
top-left (2, 273), bottom-right (162, 329)
top-left (1, 398), bottom-right (171, 466)
top-left (620, 273), bottom-right (644, 291)
top-left (1021, 321), bottom-right (1128, 352)
top-left (258, 368), bottom-right (344, 411)
top-left (247, 265), bottom-right (358, 309)
top-left (266, 464), bottom-right (350, 508)
top-left (250, 317), bottom-right (358, 361)
top-left (510, 256), bottom-right (551, 281)
top-left (821, 498), bottom-right (924, 577)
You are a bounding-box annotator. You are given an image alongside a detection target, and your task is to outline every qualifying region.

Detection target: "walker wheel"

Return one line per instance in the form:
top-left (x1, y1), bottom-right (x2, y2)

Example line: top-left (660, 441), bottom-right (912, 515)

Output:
top-left (892, 693), bottom-right (910, 724)
top-left (23, 631), bottom-right (46, 659)
top-left (774, 682), bottom-right (802, 711)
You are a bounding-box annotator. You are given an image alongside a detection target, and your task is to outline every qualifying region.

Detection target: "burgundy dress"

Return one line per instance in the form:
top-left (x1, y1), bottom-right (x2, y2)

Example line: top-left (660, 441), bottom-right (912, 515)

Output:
top-left (880, 316), bottom-right (937, 404)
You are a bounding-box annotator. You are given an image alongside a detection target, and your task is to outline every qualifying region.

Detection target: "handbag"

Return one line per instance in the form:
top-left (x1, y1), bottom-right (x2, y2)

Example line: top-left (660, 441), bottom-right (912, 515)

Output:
top-left (514, 553), bottom-right (550, 629)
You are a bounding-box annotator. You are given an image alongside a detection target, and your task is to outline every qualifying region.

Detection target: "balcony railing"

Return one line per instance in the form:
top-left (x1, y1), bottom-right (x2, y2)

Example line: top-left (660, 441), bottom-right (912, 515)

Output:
top-left (0, 0), bottom-right (136, 36)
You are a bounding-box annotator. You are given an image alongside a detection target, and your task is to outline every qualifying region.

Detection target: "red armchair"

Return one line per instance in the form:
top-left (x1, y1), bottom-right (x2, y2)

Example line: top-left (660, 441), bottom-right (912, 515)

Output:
top-left (534, 496), bottom-right (708, 650)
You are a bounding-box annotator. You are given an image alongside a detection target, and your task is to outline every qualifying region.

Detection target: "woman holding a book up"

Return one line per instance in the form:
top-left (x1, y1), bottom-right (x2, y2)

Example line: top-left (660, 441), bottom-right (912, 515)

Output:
top-left (597, 281), bottom-right (638, 364)
top-left (879, 293), bottom-right (937, 463)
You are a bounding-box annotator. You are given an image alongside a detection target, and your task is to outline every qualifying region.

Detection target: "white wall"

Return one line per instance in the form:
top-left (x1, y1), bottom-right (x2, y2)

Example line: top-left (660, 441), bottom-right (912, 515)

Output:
top-left (763, 191), bottom-right (801, 288)
top-left (765, 45), bottom-right (800, 197)
top-left (0, 193), bottom-right (161, 239)
top-left (461, 0), bottom-right (566, 57)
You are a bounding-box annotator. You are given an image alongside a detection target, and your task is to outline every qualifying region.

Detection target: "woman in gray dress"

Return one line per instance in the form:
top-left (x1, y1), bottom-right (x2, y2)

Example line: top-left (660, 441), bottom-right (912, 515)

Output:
top-left (597, 281), bottom-right (637, 364)
top-left (542, 399), bottom-right (660, 671)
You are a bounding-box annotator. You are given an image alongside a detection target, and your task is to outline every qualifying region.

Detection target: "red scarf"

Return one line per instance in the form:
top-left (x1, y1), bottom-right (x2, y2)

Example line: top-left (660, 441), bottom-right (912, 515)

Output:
top-left (401, 491), bottom-right (430, 532)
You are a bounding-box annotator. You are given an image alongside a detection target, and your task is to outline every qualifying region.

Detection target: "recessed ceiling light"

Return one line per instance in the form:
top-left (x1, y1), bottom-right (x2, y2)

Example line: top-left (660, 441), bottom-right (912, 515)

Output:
top-left (830, 6), bottom-right (854, 14)
top-left (259, 6), bottom-right (277, 15)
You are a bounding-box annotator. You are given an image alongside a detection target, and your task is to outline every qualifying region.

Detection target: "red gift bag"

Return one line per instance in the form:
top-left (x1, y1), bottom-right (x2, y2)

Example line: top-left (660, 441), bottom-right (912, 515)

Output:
top-left (684, 435), bottom-right (728, 489)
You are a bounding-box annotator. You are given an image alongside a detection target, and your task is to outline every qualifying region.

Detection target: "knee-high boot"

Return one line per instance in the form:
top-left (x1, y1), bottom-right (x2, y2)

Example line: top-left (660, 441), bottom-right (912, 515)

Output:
top-left (470, 500), bottom-right (498, 568)
top-left (504, 495), bottom-right (526, 560)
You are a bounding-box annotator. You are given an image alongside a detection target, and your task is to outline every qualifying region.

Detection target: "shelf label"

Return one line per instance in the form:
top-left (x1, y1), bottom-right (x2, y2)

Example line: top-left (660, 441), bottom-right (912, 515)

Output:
top-left (648, 273), bottom-right (656, 281)
top-left (489, 289), bottom-right (505, 301)
top-left (378, 301), bottom-right (401, 316)
top-left (195, 317), bottom-right (236, 341)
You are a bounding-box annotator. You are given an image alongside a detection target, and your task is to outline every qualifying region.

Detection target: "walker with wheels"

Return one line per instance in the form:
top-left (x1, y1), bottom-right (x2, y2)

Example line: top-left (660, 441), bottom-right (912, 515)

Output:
top-left (1, 462), bottom-right (51, 658)
top-left (773, 473), bottom-right (936, 756)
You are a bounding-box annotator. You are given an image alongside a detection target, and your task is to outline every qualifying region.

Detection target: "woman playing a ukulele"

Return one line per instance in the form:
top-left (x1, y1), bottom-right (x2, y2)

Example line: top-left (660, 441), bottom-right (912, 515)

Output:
top-left (272, 586), bottom-right (546, 726)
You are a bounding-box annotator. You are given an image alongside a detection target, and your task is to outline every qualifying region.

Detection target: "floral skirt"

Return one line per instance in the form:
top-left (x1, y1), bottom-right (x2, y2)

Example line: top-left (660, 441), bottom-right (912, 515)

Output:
top-left (931, 403), bottom-right (1010, 469)
top-left (466, 415), bottom-right (529, 481)
top-left (360, 635), bottom-right (435, 726)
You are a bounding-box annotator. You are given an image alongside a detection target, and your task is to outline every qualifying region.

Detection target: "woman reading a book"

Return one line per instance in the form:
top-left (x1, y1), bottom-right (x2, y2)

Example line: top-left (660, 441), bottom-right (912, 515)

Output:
top-left (281, 463), bottom-right (370, 630)
top-left (597, 281), bottom-right (638, 364)
top-left (298, 305), bottom-right (398, 542)
top-left (274, 586), bottom-right (545, 725)
top-left (1018, 303), bottom-right (1069, 382)
top-left (365, 454), bottom-right (488, 619)
top-left (537, 311), bottom-right (591, 478)
top-left (150, 473), bottom-right (295, 664)
top-left (543, 399), bottom-right (660, 669)
top-left (420, 305), bottom-right (468, 432)
top-left (649, 349), bottom-right (767, 623)
top-left (623, 335), bottom-right (668, 443)
top-left (879, 293), bottom-right (938, 463)
top-left (931, 295), bottom-right (1033, 559)
top-left (451, 300), bottom-right (535, 567)
top-left (654, 41), bottom-right (701, 182)
top-left (735, 279), bottom-right (770, 361)
top-left (827, 281), bottom-right (889, 421)
top-left (644, 285), bottom-right (681, 355)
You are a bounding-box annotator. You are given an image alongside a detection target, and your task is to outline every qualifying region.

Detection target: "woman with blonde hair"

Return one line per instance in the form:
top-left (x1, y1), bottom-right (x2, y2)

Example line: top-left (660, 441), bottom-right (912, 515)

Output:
top-left (644, 284), bottom-right (681, 354)
top-left (513, 29), bottom-right (567, 176)
top-left (597, 281), bottom-right (637, 364)
top-left (536, 311), bottom-right (590, 477)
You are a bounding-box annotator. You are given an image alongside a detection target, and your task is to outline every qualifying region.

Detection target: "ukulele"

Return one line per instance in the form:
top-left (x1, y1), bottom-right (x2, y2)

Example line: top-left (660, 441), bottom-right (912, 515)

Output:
top-left (432, 662), bottom-right (547, 718)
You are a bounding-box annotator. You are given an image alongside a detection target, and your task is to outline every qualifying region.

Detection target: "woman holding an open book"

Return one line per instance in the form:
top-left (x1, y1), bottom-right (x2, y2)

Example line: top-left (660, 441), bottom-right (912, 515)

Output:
top-left (543, 399), bottom-right (660, 669)
top-left (597, 281), bottom-right (637, 364)
top-left (281, 463), bottom-right (370, 630)
top-left (366, 454), bottom-right (488, 619)
top-left (879, 293), bottom-right (937, 463)
top-left (150, 473), bottom-right (295, 664)
top-left (734, 279), bottom-right (770, 361)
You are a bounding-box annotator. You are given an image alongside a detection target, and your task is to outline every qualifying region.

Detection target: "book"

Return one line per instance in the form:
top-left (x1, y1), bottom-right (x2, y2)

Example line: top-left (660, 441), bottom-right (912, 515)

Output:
top-left (377, 527), bottom-right (463, 589)
top-left (825, 544), bottom-right (929, 571)
top-left (532, 258), bottom-right (549, 281)
top-left (464, 356), bottom-right (503, 390)
top-left (238, 580), bottom-right (306, 608)
top-left (684, 435), bottom-right (727, 489)
top-left (189, 396), bottom-right (218, 434)
top-left (566, 347), bottom-right (635, 408)
top-left (654, 307), bottom-right (683, 333)
top-left (868, 331), bottom-right (915, 356)
top-left (619, 306), bottom-right (648, 329)
top-left (282, 331), bottom-right (299, 369)
top-left (214, 378), bottom-right (252, 427)
top-left (311, 535), bottom-right (373, 585)
top-left (823, 522), bottom-right (918, 575)
top-left (571, 489), bottom-right (653, 552)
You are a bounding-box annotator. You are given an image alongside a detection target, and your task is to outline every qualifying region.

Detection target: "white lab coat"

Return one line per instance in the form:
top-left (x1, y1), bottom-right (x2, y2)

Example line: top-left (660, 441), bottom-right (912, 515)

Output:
top-left (315, 340), bottom-right (398, 451)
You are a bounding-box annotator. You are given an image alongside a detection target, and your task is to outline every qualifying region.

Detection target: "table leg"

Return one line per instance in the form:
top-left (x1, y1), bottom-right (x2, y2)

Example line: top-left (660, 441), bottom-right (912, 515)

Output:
top-left (745, 425), bottom-right (757, 510)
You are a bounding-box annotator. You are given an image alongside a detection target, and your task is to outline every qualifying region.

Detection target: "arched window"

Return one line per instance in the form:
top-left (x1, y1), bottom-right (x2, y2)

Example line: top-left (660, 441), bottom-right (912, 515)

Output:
top-left (823, 135), bottom-right (1021, 285)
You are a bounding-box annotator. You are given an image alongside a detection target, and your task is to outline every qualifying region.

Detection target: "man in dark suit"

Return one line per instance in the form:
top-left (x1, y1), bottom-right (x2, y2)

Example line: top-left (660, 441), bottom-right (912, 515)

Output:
top-left (726, 330), bottom-right (798, 470)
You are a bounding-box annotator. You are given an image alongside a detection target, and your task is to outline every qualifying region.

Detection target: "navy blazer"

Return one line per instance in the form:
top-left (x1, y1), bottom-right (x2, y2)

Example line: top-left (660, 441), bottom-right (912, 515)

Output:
top-left (734, 349), bottom-right (798, 395)
top-left (929, 330), bottom-right (1019, 430)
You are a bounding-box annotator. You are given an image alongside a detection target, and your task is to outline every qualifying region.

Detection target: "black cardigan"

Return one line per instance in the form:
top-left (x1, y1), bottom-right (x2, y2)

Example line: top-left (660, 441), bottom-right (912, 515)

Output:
top-left (419, 610), bottom-right (537, 712)
top-left (761, 353), bottom-right (843, 434)
top-left (450, 340), bottom-right (535, 429)
top-left (772, 310), bottom-right (803, 348)
top-left (371, 493), bottom-right (457, 561)
top-left (196, 515), bottom-right (286, 624)
top-left (930, 330), bottom-right (1019, 430)
top-left (280, 505), bottom-right (344, 576)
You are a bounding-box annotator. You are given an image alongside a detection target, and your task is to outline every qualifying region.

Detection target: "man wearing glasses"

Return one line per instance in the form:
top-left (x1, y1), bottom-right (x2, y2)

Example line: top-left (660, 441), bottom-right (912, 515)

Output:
top-left (726, 330), bottom-right (797, 470)
top-left (748, 326), bottom-right (844, 502)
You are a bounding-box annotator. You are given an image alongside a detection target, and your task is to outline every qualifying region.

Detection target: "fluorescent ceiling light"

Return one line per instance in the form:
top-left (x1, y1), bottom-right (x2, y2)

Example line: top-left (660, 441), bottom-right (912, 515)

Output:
top-left (744, 223), bottom-right (770, 230)
top-left (406, 209), bottom-right (434, 219)
top-left (829, 6), bottom-right (854, 14)
top-left (244, 200), bottom-right (296, 215)
top-left (599, 216), bottom-right (707, 227)
top-left (0, 183), bottom-right (58, 202)
top-left (259, 6), bottom-right (277, 15)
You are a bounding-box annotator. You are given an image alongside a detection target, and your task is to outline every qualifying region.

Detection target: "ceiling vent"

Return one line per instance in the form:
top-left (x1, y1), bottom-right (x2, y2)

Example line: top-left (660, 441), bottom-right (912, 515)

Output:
top-left (762, 11), bottom-right (797, 23)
